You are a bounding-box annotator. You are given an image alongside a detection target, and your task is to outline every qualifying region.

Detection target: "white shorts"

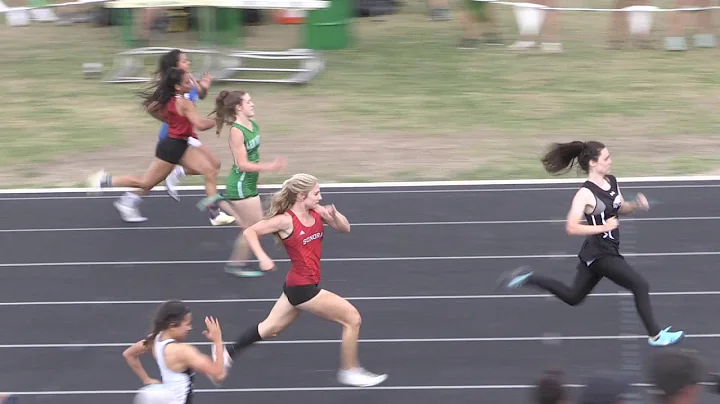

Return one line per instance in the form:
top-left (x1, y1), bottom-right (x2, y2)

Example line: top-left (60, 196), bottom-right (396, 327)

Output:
top-left (188, 137), bottom-right (202, 148)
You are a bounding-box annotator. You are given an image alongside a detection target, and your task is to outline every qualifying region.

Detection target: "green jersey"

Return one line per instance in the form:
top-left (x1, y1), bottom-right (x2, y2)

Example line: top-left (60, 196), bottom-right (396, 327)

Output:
top-left (226, 120), bottom-right (260, 200)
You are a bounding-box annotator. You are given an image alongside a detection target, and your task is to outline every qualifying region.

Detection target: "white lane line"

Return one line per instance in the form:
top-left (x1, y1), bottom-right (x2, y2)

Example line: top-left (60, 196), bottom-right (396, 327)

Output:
top-left (2, 290), bottom-right (720, 306)
top-left (2, 333), bottom-right (720, 349)
top-left (1, 174), bottom-right (720, 195)
top-left (0, 215), bottom-right (717, 233)
top-left (0, 250), bottom-right (718, 268)
top-left (1, 382), bottom-right (668, 395)
top-left (2, 182), bottom-right (720, 200)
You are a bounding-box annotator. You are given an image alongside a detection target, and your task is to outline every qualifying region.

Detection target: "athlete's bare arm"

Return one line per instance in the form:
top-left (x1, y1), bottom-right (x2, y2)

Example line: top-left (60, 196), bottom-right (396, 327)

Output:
top-left (316, 205), bottom-right (350, 233)
top-left (243, 214), bottom-right (293, 271)
top-left (229, 127), bottom-right (285, 172)
top-left (617, 185), bottom-right (649, 215)
top-left (172, 344), bottom-right (226, 384)
top-left (122, 341), bottom-right (160, 385)
top-left (179, 98), bottom-right (215, 131)
top-left (565, 187), bottom-right (618, 236)
top-left (191, 73), bottom-right (212, 100)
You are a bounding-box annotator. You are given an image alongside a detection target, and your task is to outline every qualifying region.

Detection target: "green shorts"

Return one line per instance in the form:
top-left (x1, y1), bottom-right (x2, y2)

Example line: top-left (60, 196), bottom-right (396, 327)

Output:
top-left (225, 167), bottom-right (259, 200)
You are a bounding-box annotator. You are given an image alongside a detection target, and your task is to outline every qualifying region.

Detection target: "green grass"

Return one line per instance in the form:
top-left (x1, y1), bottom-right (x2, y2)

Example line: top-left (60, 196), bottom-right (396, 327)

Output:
top-left (1, 0), bottom-right (720, 188)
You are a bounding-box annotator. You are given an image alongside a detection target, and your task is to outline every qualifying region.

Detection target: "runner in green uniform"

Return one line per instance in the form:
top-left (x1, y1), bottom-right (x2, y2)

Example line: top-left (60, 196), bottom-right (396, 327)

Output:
top-left (225, 120), bottom-right (261, 201)
top-left (212, 90), bottom-right (287, 277)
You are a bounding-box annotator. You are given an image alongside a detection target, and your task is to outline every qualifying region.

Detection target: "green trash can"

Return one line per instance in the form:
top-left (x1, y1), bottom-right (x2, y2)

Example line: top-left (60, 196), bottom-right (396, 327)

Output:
top-left (304, 0), bottom-right (352, 50)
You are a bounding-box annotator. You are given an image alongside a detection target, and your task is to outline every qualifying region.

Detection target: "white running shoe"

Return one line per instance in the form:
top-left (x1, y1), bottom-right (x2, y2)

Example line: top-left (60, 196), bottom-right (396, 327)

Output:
top-left (113, 200), bottom-right (148, 223)
top-left (86, 170), bottom-right (107, 194)
top-left (337, 367), bottom-right (388, 387)
top-left (210, 211), bottom-right (236, 226)
top-left (164, 170), bottom-right (180, 202)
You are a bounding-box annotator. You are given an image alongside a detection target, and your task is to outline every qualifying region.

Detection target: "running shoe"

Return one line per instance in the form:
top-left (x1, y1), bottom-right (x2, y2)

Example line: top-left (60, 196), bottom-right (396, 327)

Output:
top-left (86, 170), bottom-right (109, 194)
top-left (113, 199), bottom-right (148, 223)
top-left (225, 264), bottom-right (264, 278)
top-left (337, 367), bottom-right (388, 387)
top-left (210, 211), bottom-right (236, 226)
top-left (164, 167), bottom-right (182, 201)
top-left (649, 327), bottom-right (685, 347)
top-left (495, 266), bottom-right (534, 291)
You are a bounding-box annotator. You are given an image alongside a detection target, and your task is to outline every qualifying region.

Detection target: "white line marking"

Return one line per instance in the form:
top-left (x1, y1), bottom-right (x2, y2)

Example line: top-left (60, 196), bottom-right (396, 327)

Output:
top-left (0, 382), bottom-right (663, 395)
top-left (3, 333), bottom-right (720, 349)
top-left (3, 183), bottom-right (720, 200)
top-left (2, 174), bottom-right (720, 195)
top-left (0, 250), bottom-right (718, 268)
top-left (3, 290), bottom-right (719, 307)
top-left (1, 175), bottom-right (720, 199)
top-left (0, 215), bottom-right (717, 233)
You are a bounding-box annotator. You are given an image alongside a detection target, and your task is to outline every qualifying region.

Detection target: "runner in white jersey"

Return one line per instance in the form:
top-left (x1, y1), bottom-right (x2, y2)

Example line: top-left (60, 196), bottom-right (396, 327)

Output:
top-left (122, 300), bottom-right (233, 401)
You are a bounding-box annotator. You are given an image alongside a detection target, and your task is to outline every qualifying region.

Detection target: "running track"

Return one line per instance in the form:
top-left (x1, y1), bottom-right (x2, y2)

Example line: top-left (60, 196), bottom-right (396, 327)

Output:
top-left (3, 179), bottom-right (720, 404)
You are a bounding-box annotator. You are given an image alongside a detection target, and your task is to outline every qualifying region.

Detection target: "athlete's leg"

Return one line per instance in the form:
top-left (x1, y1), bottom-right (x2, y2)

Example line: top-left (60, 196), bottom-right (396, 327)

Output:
top-left (166, 140), bottom-right (222, 199)
top-left (589, 256), bottom-right (684, 346)
top-left (178, 146), bottom-right (222, 210)
top-left (225, 293), bottom-right (301, 359)
top-left (173, 142), bottom-right (233, 225)
top-left (193, 141), bottom-right (235, 226)
top-left (298, 289), bottom-right (387, 386)
top-left (500, 262), bottom-right (602, 306)
top-left (223, 196), bottom-right (265, 277)
top-left (88, 159), bottom-right (175, 222)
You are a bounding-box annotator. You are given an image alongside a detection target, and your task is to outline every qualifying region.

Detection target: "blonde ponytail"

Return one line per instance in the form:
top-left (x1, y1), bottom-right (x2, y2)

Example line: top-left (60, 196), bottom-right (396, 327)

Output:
top-left (266, 173), bottom-right (320, 243)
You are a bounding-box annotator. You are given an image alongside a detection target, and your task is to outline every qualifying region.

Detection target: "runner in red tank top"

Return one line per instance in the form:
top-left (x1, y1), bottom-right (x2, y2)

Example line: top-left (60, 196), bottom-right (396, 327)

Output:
top-left (220, 173), bottom-right (388, 388)
top-left (283, 208), bottom-right (324, 286)
top-left (86, 67), bottom-right (224, 223)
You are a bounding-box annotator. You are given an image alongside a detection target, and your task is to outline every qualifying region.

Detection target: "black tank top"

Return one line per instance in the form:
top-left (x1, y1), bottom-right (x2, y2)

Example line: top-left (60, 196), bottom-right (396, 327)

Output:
top-left (577, 175), bottom-right (623, 263)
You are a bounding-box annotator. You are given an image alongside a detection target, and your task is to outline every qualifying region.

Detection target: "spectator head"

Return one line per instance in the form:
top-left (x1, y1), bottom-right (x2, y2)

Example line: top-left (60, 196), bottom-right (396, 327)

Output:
top-left (534, 369), bottom-right (568, 404)
top-left (579, 371), bottom-right (631, 404)
top-left (646, 348), bottom-right (705, 404)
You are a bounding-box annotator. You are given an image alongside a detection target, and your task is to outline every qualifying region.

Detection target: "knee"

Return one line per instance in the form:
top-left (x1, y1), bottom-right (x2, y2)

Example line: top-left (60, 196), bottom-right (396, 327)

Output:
top-left (344, 309), bottom-right (362, 330)
top-left (567, 297), bottom-right (585, 306)
top-left (213, 158), bottom-right (221, 171)
top-left (139, 181), bottom-right (155, 192)
top-left (203, 166), bottom-right (218, 179)
top-left (566, 295), bottom-right (587, 306)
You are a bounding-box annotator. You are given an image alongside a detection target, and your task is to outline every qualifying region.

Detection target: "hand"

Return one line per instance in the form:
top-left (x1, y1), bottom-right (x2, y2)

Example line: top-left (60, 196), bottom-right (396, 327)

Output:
top-left (202, 316), bottom-right (223, 343)
top-left (202, 72), bottom-right (212, 84)
top-left (144, 378), bottom-right (161, 385)
top-left (325, 204), bottom-right (338, 218)
top-left (271, 157), bottom-right (287, 172)
top-left (634, 193), bottom-right (650, 211)
top-left (604, 217), bottom-right (619, 232)
top-left (259, 257), bottom-right (276, 272)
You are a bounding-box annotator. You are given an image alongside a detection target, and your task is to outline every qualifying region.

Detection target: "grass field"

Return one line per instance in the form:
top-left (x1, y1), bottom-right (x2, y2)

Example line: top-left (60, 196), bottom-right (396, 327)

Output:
top-left (1, 0), bottom-right (720, 188)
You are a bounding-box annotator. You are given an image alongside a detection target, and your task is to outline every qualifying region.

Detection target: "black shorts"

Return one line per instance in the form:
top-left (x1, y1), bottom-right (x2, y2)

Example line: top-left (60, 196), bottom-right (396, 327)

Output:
top-left (155, 136), bottom-right (189, 165)
top-left (283, 283), bottom-right (321, 306)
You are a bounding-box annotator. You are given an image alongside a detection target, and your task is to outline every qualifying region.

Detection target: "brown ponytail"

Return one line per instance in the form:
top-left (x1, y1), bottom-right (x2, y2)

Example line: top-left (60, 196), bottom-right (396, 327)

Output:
top-left (209, 90), bottom-right (247, 136)
top-left (541, 140), bottom-right (605, 175)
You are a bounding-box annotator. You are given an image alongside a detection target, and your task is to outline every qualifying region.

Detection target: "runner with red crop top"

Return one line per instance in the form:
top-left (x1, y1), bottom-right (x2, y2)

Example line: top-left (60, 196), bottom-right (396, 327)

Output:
top-left (217, 173), bottom-right (388, 387)
top-left (86, 67), bottom-right (222, 222)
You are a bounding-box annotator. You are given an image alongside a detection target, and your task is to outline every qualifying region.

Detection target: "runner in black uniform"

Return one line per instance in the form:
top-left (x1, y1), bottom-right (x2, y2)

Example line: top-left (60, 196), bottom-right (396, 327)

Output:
top-left (497, 140), bottom-right (685, 347)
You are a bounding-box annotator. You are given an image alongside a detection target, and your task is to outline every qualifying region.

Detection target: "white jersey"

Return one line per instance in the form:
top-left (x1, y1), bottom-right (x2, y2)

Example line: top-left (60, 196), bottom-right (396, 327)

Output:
top-left (153, 333), bottom-right (194, 404)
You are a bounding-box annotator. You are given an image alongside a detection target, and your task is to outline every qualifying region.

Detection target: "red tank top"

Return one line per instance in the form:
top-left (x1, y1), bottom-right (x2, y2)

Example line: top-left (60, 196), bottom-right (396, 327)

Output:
top-left (165, 96), bottom-right (197, 140)
top-left (283, 209), bottom-right (324, 286)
